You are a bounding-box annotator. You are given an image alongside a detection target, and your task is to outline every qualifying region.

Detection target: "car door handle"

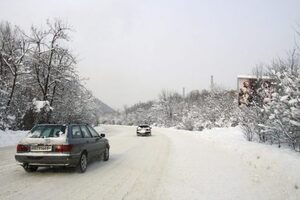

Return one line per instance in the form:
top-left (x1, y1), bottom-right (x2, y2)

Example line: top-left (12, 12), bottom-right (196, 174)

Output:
top-left (86, 141), bottom-right (89, 144)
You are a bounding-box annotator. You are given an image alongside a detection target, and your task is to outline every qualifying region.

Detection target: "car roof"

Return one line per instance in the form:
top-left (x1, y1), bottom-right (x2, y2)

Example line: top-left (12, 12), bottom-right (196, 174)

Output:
top-left (138, 124), bottom-right (150, 127)
top-left (35, 124), bottom-right (65, 126)
top-left (35, 123), bottom-right (89, 126)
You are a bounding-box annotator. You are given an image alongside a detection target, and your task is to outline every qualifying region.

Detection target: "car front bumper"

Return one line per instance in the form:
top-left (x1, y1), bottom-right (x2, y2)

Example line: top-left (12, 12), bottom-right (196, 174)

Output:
top-left (137, 131), bottom-right (151, 136)
top-left (15, 152), bottom-right (81, 167)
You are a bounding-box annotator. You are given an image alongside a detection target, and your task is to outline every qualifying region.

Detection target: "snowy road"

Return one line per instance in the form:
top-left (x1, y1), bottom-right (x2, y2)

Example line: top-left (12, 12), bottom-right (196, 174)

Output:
top-left (0, 125), bottom-right (299, 200)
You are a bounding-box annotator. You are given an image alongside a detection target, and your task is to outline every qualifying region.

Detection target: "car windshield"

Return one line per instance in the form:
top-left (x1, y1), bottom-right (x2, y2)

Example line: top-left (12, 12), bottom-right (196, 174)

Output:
top-left (29, 125), bottom-right (66, 138)
top-left (139, 125), bottom-right (150, 128)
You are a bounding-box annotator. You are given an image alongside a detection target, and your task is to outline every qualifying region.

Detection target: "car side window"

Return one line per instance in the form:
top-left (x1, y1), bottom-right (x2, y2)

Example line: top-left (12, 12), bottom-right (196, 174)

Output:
top-left (87, 126), bottom-right (100, 137)
top-left (71, 126), bottom-right (82, 138)
top-left (81, 125), bottom-right (92, 138)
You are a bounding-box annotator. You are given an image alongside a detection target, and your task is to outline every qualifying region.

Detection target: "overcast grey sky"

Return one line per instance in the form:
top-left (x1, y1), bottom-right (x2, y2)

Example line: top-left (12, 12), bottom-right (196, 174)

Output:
top-left (1, 0), bottom-right (300, 109)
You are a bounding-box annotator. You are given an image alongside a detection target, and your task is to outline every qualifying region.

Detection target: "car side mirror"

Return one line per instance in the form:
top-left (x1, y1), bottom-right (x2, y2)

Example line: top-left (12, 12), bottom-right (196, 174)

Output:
top-left (100, 133), bottom-right (105, 138)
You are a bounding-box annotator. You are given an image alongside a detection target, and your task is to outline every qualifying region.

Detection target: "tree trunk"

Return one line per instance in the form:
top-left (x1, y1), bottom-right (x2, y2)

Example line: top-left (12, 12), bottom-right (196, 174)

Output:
top-left (6, 71), bottom-right (17, 108)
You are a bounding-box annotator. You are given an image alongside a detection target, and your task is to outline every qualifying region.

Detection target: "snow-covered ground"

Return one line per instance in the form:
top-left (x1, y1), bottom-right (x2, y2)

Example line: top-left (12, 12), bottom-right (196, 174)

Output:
top-left (0, 125), bottom-right (299, 200)
top-left (157, 126), bottom-right (300, 200)
top-left (0, 129), bottom-right (27, 147)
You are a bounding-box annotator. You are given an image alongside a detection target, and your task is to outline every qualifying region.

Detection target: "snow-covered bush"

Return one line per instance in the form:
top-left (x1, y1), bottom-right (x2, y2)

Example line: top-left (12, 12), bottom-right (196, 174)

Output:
top-left (261, 56), bottom-right (300, 150)
top-left (238, 105), bottom-right (266, 141)
top-left (240, 51), bottom-right (300, 151)
top-left (180, 115), bottom-right (195, 131)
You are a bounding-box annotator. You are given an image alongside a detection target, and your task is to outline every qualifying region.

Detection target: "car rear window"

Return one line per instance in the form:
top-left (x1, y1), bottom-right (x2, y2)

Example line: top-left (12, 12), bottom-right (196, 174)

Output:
top-left (29, 125), bottom-right (66, 138)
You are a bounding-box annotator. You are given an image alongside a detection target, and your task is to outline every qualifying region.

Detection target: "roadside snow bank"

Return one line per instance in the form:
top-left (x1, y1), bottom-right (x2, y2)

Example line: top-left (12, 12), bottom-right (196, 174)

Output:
top-left (157, 126), bottom-right (300, 200)
top-left (0, 130), bottom-right (28, 147)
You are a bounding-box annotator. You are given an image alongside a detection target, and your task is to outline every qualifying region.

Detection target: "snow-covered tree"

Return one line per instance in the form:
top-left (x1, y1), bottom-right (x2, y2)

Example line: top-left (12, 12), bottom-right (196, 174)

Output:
top-left (239, 49), bottom-right (300, 151)
top-left (262, 53), bottom-right (300, 149)
top-left (0, 22), bottom-right (30, 129)
top-left (25, 20), bottom-right (76, 121)
top-left (0, 20), bottom-right (106, 130)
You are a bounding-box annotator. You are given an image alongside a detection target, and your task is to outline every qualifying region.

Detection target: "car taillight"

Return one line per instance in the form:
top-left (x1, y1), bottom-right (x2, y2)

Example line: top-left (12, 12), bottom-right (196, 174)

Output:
top-left (54, 145), bottom-right (73, 153)
top-left (17, 144), bottom-right (29, 152)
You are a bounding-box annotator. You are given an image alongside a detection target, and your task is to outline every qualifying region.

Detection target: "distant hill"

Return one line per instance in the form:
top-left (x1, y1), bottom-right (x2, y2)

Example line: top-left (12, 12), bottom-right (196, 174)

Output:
top-left (93, 98), bottom-right (115, 114)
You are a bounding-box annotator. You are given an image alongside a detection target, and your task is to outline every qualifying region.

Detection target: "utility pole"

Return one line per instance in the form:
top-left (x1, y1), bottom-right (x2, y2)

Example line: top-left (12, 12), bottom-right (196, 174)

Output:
top-left (182, 87), bottom-right (185, 98)
top-left (210, 75), bottom-right (214, 91)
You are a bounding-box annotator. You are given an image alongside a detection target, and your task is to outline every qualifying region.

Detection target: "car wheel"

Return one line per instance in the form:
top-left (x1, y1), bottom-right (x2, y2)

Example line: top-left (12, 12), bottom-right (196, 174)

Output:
top-left (23, 164), bottom-right (38, 172)
top-left (103, 147), bottom-right (109, 161)
top-left (78, 153), bottom-right (88, 173)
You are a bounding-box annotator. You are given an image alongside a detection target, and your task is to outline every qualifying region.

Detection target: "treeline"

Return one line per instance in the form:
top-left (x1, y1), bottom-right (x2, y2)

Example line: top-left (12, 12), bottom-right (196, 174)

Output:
top-left (100, 88), bottom-right (238, 131)
top-left (0, 20), bottom-right (101, 130)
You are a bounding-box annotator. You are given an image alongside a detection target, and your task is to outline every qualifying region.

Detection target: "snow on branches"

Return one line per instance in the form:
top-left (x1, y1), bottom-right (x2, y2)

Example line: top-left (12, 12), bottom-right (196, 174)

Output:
top-left (0, 20), bottom-right (103, 130)
top-left (239, 51), bottom-right (300, 151)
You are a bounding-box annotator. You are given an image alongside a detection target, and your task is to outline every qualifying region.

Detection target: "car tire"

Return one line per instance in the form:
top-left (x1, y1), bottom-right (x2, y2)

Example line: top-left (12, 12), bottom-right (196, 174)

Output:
top-left (23, 164), bottom-right (38, 172)
top-left (77, 152), bottom-right (88, 173)
top-left (103, 147), bottom-right (109, 161)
